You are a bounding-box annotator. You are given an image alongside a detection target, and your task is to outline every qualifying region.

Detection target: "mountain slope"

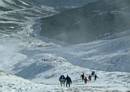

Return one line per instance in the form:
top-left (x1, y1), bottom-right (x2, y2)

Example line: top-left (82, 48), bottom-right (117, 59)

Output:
top-left (0, 63), bottom-right (130, 92)
top-left (67, 32), bottom-right (130, 72)
top-left (39, 0), bottom-right (130, 44)
top-left (0, 71), bottom-right (48, 92)
top-left (0, 0), bottom-right (130, 92)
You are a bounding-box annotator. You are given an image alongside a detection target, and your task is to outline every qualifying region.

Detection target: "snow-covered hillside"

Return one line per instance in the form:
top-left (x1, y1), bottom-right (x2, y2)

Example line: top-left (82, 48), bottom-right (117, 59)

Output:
top-left (0, 63), bottom-right (130, 92)
top-left (0, 71), bottom-right (63, 92)
top-left (0, 71), bottom-right (44, 92)
top-left (67, 32), bottom-right (130, 72)
top-left (0, 34), bottom-right (130, 92)
top-left (0, 0), bottom-right (130, 92)
top-left (0, 37), bottom-right (130, 91)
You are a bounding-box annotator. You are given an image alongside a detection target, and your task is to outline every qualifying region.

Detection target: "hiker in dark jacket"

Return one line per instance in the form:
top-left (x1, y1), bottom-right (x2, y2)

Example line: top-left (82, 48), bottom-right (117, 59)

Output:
top-left (94, 74), bottom-right (98, 81)
top-left (65, 75), bottom-right (72, 87)
top-left (84, 77), bottom-right (88, 84)
top-left (91, 71), bottom-right (99, 81)
top-left (81, 73), bottom-right (85, 81)
top-left (91, 71), bottom-right (95, 76)
top-left (88, 75), bottom-right (92, 81)
top-left (59, 75), bottom-right (66, 87)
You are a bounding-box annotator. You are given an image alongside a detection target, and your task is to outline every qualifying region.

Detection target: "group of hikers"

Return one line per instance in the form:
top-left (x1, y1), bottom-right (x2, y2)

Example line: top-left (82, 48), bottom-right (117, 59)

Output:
top-left (59, 75), bottom-right (72, 87)
top-left (81, 71), bottom-right (98, 84)
top-left (59, 71), bottom-right (98, 87)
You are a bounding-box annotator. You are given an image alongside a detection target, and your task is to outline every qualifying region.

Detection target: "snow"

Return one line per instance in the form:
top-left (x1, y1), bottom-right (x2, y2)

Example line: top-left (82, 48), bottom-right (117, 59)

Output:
top-left (0, 37), bottom-right (130, 91)
top-left (0, 0), bottom-right (130, 92)
top-left (0, 65), bottom-right (130, 92)
top-left (0, 36), bottom-right (130, 92)
top-left (17, 0), bottom-right (30, 6)
top-left (40, 5), bottom-right (57, 12)
top-left (0, 71), bottom-right (54, 92)
top-left (0, 32), bottom-right (129, 92)
top-left (60, 34), bottom-right (130, 72)
top-left (0, 38), bottom-right (24, 71)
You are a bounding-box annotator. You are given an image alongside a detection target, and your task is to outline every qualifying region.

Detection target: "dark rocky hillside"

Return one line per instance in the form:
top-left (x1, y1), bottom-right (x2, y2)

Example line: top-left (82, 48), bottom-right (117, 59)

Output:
top-left (40, 0), bottom-right (130, 44)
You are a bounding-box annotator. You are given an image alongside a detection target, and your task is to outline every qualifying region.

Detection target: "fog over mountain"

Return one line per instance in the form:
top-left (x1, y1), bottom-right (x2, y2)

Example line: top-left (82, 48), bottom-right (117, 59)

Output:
top-left (40, 0), bottom-right (130, 44)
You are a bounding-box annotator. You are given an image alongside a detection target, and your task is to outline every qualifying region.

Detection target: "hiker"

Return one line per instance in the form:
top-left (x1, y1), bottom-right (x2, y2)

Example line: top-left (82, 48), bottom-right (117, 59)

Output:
top-left (65, 75), bottom-right (72, 87)
top-left (88, 75), bottom-right (92, 81)
top-left (91, 71), bottom-right (95, 76)
top-left (59, 75), bottom-right (66, 87)
top-left (91, 71), bottom-right (99, 81)
top-left (84, 76), bottom-right (88, 84)
top-left (81, 73), bottom-right (85, 81)
top-left (94, 74), bottom-right (98, 81)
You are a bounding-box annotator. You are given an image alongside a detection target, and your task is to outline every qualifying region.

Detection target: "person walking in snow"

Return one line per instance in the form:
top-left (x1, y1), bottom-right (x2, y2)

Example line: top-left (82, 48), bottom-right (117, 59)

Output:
top-left (91, 71), bottom-right (99, 81)
top-left (65, 75), bottom-right (72, 87)
top-left (88, 75), bottom-right (92, 81)
top-left (84, 76), bottom-right (88, 84)
top-left (91, 71), bottom-right (95, 76)
top-left (94, 74), bottom-right (98, 81)
top-left (81, 73), bottom-right (85, 81)
top-left (59, 75), bottom-right (66, 87)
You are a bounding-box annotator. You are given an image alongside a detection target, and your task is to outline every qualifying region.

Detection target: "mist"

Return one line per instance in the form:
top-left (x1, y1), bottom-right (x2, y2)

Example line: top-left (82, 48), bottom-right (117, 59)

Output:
top-left (39, 0), bottom-right (130, 44)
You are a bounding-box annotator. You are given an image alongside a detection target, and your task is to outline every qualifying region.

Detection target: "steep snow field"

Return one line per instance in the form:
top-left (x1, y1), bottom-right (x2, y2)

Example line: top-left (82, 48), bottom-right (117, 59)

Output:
top-left (0, 71), bottom-right (62, 92)
top-left (0, 0), bottom-right (130, 92)
top-left (68, 33), bottom-right (130, 72)
top-left (0, 33), bottom-right (130, 92)
top-left (0, 62), bottom-right (130, 92)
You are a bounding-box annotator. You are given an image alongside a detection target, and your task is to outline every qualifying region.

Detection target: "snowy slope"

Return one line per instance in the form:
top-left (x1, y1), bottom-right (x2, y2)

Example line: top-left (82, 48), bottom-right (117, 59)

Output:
top-left (0, 36), bottom-right (130, 92)
top-left (0, 30), bottom-right (129, 92)
top-left (0, 33), bottom-right (130, 92)
top-left (0, 71), bottom-right (48, 92)
top-left (67, 33), bottom-right (130, 72)
top-left (0, 63), bottom-right (130, 92)
top-left (0, 0), bottom-right (130, 92)
top-left (18, 31), bottom-right (130, 73)
top-left (0, 71), bottom-right (72, 92)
